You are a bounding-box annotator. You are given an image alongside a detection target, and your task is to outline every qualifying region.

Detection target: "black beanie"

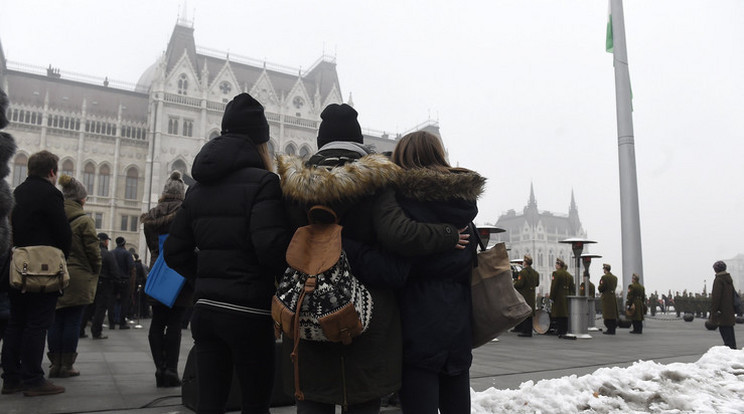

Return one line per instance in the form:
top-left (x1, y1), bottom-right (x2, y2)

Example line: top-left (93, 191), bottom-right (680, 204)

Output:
top-left (316, 103), bottom-right (363, 149)
top-left (220, 93), bottom-right (270, 144)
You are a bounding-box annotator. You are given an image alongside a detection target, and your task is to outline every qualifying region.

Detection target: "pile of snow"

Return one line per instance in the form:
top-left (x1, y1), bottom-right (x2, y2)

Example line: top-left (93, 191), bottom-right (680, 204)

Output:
top-left (472, 346), bottom-right (744, 414)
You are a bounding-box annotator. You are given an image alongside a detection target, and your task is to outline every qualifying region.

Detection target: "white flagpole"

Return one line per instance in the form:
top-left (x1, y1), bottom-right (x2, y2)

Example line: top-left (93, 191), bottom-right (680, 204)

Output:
top-left (610, 0), bottom-right (644, 290)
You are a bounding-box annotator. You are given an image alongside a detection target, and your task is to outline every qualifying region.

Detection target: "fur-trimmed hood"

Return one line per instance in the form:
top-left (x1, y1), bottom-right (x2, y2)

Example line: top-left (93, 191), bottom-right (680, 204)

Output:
top-left (396, 167), bottom-right (486, 202)
top-left (276, 153), bottom-right (400, 205)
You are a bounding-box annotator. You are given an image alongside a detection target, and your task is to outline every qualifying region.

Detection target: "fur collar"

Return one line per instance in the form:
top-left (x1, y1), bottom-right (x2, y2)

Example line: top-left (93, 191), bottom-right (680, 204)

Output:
top-left (276, 153), bottom-right (400, 205)
top-left (396, 167), bottom-right (486, 202)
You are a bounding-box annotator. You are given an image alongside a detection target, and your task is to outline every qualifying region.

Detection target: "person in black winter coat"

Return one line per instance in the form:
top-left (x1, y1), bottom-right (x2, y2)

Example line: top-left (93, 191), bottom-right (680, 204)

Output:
top-left (391, 131), bottom-right (485, 414)
top-left (2, 150), bottom-right (71, 397)
top-left (87, 233), bottom-right (118, 340)
top-left (276, 104), bottom-right (467, 413)
top-left (164, 93), bottom-right (291, 414)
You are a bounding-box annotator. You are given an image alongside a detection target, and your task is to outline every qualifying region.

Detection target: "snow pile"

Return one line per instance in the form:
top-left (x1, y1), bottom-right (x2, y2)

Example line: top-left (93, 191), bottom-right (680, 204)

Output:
top-left (472, 346), bottom-right (744, 414)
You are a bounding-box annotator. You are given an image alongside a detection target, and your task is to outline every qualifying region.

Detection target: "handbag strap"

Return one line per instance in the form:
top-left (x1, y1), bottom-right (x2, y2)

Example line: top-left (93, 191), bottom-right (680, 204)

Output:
top-left (470, 222), bottom-right (486, 252)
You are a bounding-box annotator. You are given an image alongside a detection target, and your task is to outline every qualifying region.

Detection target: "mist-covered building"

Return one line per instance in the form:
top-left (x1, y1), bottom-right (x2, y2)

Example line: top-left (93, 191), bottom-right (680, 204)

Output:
top-left (0, 16), bottom-right (437, 256)
top-left (491, 184), bottom-right (588, 294)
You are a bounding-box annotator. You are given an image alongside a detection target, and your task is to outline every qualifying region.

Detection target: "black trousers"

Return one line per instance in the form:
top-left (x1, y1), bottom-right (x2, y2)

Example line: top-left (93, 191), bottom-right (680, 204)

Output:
top-left (518, 316), bottom-right (533, 335)
top-left (149, 303), bottom-right (186, 372)
top-left (399, 364), bottom-right (470, 414)
top-left (91, 279), bottom-right (113, 337)
top-left (1, 290), bottom-right (58, 386)
top-left (109, 279), bottom-right (131, 327)
top-left (296, 398), bottom-right (381, 414)
top-left (191, 307), bottom-right (275, 414)
top-left (631, 321), bottom-right (643, 333)
top-left (554, 317), bottom-right (568, 336)
top-left (603, 318), bottom-right (617, 334)
top-left (719, 325), bottom-right (737, 349)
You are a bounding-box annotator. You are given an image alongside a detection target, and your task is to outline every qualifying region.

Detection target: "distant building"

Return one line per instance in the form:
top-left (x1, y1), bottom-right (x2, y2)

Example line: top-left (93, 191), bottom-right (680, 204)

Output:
top-left (0, 16), bottom-right (439, 258)
top-left (491, 184), bottom-right (588, 295)
top-left (724, 254), bottom-right (744, 293)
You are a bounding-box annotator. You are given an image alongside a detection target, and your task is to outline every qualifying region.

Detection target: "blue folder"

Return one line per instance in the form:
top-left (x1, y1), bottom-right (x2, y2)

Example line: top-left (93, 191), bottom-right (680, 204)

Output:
top-left (144, 234), bottom-right (185, 308)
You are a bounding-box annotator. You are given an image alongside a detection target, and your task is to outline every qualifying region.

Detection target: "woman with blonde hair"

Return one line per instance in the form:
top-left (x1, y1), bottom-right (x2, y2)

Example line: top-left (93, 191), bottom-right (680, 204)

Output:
top-left (391, 130), bottom-right (485, 414)
top-left (165, 93), bottom-right (291, 414)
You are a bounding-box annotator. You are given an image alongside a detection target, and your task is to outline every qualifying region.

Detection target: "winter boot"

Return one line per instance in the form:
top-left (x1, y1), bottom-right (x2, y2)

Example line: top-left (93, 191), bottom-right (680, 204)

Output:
top-left (47, 352), bottom-right (61, 378)
top-left (58, 353), bottom-right (80, 378)
top-left (23, 380), bottom-right (65, 397)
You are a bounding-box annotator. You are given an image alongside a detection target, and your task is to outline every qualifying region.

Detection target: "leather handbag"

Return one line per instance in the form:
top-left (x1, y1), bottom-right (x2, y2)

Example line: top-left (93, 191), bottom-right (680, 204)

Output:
top-left (471, 237), bottom-right (531, 348)
top-left (9, 245), bottom-right (69, 293)
top-left (144, 234), bottom-right (185, 308)
top-left (625, 303), bottom-right (635, 317)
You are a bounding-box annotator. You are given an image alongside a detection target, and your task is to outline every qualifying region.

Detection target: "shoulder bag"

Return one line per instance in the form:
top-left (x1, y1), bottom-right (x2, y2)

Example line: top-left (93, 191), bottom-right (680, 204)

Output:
top-left (144, 234), bottom-right (185, 308)
top-left (10, 245), bottom-right (69, 293)
top-left (471, 231), bottom-right (531, 348)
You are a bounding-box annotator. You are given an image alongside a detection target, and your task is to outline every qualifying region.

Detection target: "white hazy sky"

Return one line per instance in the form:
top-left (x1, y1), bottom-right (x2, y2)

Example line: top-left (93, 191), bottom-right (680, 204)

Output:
top-left (472, 346), bottom-right (744, 413)
top-left (1, 0), bottom-right (742, 295)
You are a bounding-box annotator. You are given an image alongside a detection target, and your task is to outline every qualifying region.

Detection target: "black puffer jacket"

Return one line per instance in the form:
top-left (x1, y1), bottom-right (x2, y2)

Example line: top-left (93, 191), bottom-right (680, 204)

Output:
top-left (12, 176), bottom-right (71, 257)
top-left (164, 134), bottom-right (290, 316)
top-left (276, 148), bottom-right (458, 406)
top-left (395, 167), bottom-right (484, 375)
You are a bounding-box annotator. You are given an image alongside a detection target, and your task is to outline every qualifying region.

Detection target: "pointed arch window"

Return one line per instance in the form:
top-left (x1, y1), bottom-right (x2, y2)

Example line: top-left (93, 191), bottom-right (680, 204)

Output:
top-left (124, 167), bottom-right (139, 200)
top-left (299, 146), bottom-right (311, 159)
top-left (178, 74), bottom-right (189, 95)
top-left (171, 160), bottom-right (187, 177)
top-left (83, 162), bottom-right (96, 194)
top-left (61, 160), bottom-right (74, 177)
top-left (208, 131), bottom-right (220, 141)
top-left (12, 154), bottom-right (28, 187)
top-left (285, 144), bottom-right (296, 156)
top-left (98, 165), bottom-right (110, 197)
top-left (268, 141), bottom-right (275, 157)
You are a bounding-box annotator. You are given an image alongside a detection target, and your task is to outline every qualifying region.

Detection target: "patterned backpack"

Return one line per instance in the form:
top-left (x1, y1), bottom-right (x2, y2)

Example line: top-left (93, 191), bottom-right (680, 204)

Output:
top-left (271, 205), bottom-right (373, 399)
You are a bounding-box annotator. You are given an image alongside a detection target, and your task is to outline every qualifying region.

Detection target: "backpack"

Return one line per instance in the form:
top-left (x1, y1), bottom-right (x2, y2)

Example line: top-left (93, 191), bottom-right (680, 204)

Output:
top-left (271, 205), bottom-right (373, 399)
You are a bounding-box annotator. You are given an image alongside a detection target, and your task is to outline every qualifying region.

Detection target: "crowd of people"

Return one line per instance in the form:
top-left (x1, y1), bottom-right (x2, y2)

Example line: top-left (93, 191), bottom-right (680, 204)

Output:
top-left (0, 87), bottom-right (737, 413)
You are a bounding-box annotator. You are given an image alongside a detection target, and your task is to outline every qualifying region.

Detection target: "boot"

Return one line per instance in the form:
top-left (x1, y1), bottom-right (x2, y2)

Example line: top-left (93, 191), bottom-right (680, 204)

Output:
top-left (162, 369), bottom-right (182, 387)
top-left (23, 380), bottom-right (65, 397)
top-left (47, 352), bottom-right (61, 378)
top-left (155, 367), bottom-right (165, 387)
top-left (58, 353), bottom-right (80, 378)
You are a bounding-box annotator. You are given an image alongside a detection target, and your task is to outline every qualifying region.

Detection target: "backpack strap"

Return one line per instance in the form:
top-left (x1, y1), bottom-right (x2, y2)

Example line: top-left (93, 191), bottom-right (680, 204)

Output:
top-left (290, 275), bottom-right (317, 400)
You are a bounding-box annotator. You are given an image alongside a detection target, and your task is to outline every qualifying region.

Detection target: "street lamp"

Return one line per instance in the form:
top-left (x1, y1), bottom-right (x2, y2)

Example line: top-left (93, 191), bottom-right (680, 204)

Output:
top-left (559, 238), bottom-right (597, 339)
top-left (475, 225), bottom-right (506, 249)
top-left (581, 254), bottom-right (602, 332)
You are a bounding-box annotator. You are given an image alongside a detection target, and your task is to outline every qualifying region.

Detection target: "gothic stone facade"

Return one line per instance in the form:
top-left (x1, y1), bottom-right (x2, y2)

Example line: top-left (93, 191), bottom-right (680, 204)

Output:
top-left (0, 21), bottom-right (426, 258)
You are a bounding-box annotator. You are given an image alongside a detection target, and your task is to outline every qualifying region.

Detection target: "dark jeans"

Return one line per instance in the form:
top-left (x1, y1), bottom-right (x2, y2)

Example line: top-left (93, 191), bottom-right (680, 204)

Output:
top-left (109, 279), bottom-right (131, 327)
top-left (91, 279), bottom-right (113, 337)
top-left (719, 325), bottom-right (737, 349)
top-left (191, 307), bottom-right (275, 414)
top-left (399, 365), bottom-right (470, 414)
top-left (603, 318), bottom-right (617, 334)
top-left (296, 398), bottom-right (381, 414)
top-left (1, 290), bottom-right (58, 386)
top-left (149, 303), bottom-right (186, 371)
top-left (48, 305), bottom-right (85, 353)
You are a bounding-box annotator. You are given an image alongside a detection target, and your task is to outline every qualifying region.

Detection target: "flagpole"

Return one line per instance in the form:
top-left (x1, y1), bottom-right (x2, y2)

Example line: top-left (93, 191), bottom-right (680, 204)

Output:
top-left (610, 0), bottom-right (644, 291)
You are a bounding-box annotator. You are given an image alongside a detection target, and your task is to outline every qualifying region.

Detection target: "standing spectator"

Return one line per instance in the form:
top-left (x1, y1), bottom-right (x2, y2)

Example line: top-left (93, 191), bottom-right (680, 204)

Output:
top-left (141, 170), bottom-right (192, 387)
top-left (710, 261), bottom-right (737, 349)
top-left (550, 258), bottom-right (574, 337)
top-left (1, 150), bottom-right (71, 396)
top-left (390, 130), bottom-right (484, 414)
top-left (0, 87), bottom-right (16, 347)
top-left (89, 234), bottom-right (116, 340)
top-left (626, 273), bottom-right (646, 334)
top-left (514, 254), bottom-right (539, 337)
top-left (132, 253), bottom-right (149, 319)
top-left (598, 263), bottom-right (619, 335)
top-left (276, 107), bottom-right (462, 413)
top-left (164, 93), bottom-right (292, 413)
top-left (47, 175), bottom-right (101, 378)
top-left (109, 237), bottom-right (134, 329)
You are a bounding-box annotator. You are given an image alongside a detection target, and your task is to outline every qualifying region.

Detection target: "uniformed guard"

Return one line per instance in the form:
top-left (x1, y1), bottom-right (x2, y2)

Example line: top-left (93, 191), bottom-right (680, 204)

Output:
top-left (598, 263), bottom-right (618, 334)
top-left (626, 273), bottom-right (646, 334)
top-left (549, 258), bottom-right (574, 337)
top-left (514, 254), bottom-right (540, 337)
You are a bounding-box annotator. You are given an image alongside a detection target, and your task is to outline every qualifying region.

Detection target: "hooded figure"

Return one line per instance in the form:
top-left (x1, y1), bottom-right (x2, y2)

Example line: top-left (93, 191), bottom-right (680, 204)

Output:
top-left (163, 93), bottom-right (291, 413)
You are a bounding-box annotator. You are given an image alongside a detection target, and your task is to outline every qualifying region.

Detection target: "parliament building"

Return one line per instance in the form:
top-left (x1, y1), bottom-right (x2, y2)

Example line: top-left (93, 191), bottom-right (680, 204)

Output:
top-left (0, 17), bottom-right (437, 258)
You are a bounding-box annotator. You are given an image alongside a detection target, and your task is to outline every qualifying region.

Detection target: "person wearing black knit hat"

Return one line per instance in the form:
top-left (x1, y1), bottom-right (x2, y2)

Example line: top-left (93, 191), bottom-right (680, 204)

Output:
top-left (163, 93), bottom-right (291, 413)
top-left (710, 260), bottom-right (737, 349)
top-left (109, 234), bottom-right (134, 330)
